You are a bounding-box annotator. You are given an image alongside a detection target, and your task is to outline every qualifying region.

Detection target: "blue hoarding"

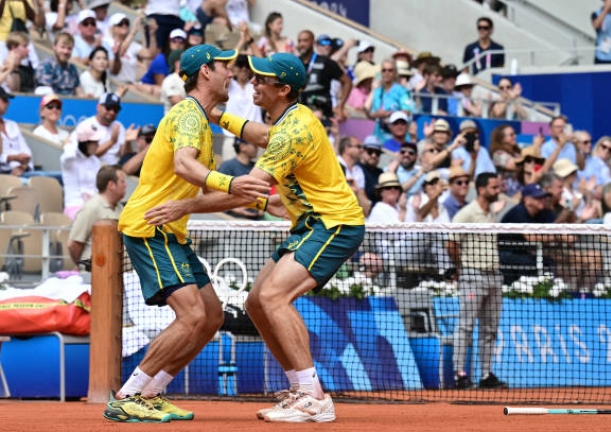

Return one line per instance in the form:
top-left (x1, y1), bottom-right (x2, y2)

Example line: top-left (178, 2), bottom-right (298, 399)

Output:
top-left (308, 0), bottom-right (370, 27)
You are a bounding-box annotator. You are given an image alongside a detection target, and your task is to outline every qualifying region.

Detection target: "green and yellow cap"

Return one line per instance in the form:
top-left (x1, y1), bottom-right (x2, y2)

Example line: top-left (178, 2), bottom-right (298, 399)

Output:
top-left (179, 44), bottom-right (237, 81)
top-left (248, 53), bottom-right (307, 92)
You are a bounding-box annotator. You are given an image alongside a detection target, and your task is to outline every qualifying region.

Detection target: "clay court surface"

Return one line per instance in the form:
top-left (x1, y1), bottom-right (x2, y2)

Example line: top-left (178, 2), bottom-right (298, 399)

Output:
top-left (1, 399), bottom-right (610, 432)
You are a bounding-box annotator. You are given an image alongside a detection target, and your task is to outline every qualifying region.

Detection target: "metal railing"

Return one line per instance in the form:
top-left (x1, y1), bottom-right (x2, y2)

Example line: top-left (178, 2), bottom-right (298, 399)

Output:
top-left (411, 91), bottom-right (561, 120)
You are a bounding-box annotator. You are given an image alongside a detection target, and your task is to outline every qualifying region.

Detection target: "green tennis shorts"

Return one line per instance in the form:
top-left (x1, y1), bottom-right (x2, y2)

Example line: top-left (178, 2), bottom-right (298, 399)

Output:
top-left (271, 214), bottom-right (365, 288)
top-left (123, 229), bottom-right (211, 306)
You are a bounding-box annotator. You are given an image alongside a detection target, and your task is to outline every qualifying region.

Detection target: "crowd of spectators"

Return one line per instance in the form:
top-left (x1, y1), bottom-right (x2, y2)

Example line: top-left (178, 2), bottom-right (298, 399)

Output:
top-left (0, 0), bottom-right (607, 285)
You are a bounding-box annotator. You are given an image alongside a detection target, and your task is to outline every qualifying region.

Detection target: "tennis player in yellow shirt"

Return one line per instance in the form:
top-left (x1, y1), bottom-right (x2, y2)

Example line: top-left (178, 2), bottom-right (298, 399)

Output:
top-left (104, 45), bottom-right (269, 423)
top-left (145, 52), bottom-right (365, 423)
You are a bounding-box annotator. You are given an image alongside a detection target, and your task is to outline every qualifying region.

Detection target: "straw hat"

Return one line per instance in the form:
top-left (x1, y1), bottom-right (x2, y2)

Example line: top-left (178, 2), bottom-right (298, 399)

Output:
top-left (396, 60), bottom-right (412, 77)
top-left (448, 167), bottom-right (470, 181)
top-left (553, 158), bottom-right (579, 178)
top-left (376, 173), bottom-right (402, 189)
top-left (515, 146), bottom-right (545, 164)
top-left (353, 62), bottom-right (378, 86)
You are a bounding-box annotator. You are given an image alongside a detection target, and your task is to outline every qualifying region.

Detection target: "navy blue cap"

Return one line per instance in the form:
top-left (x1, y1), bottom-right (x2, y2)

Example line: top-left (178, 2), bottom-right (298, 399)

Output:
top-left (522, 183), bottom-right (550, 199)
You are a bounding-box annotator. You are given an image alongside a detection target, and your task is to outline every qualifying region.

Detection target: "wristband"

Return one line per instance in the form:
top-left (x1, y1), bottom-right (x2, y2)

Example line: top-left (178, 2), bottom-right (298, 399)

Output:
top-left (245, 196), bottom-right (268, 211)
top-left (219, 112), bottom-right (249, 139)
top-left (205, 171), bottom-right (234, 194)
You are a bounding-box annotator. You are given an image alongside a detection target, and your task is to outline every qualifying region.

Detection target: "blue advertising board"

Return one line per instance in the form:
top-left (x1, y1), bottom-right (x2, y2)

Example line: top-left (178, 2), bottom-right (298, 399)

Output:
top-left (308, 0), bottom-right (370, 27)
top-left (433, 297), bottom-right (611, 388)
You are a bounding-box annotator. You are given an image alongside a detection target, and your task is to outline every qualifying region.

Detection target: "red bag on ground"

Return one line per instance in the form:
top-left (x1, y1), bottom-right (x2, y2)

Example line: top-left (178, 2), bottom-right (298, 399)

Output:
top-left (0, 292), bottom-right (90, 335)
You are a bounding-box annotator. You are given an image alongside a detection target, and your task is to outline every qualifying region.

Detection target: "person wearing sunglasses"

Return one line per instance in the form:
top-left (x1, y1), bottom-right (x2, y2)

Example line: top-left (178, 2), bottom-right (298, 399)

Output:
top-left (443, 166), bottom-right (471, 220)
top-left (74, 92), bottom-right (128, 166)
top-left (462, 16), bottom-right (505, 75)
top-left (33, 93), bottom-right (70, 145)
top-left (71, 9), bottom-right (114, 67)
top-left (573, 131), bottom-right (610, 191)
top-left (489, 76), bottom-right (528, 120)
top-left (359, 135), bottom-right (385, 206)
top-left (120, 124), bottom-right (156, 177)
top-left (386, 141), bottom-right (425, 198)
top-left (366, 172), bottom-right (407, 224)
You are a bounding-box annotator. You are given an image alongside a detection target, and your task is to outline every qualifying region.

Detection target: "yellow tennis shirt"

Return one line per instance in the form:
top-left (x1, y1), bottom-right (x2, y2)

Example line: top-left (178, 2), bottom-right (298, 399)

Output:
top-left (256, 103), bottom-right (364, 229)
top-left (118, 97), bottom-right (216, 243)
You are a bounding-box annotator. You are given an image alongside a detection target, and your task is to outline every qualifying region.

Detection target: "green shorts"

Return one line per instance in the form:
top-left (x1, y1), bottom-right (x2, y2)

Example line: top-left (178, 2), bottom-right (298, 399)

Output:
top-left (271, 214), bottom-right (365, 289)
top-left (123, 228), bottom-right (211, 306)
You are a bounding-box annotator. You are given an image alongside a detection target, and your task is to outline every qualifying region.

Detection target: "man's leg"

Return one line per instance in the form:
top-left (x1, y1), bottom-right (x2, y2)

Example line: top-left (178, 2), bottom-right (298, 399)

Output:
top-left (453, 271), bottom-right (482, 389)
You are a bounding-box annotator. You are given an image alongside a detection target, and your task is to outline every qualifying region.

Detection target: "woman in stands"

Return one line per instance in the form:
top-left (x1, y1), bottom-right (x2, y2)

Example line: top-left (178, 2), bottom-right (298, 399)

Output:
top-left (256, 12), bottom-right (294, 56)
top-left (45, 0), bottom-right (79, 44)
top-left (32, 93), bottom-right (70, 146)
top-left (79, 46), bottom-right (110, 98)
top-left (489, 76), bottom-right (529, 121)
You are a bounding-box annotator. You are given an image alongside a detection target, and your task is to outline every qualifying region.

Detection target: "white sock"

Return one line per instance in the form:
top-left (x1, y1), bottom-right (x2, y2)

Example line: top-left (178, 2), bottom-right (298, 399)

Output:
top-left (116, 367), bottom-right (153, 399)
top-left (141, 370), bottom-right (175, 398)
top-left (295, 367), bottom-right (324, 399)
top-left (285, 369), bottom-right (298, 391)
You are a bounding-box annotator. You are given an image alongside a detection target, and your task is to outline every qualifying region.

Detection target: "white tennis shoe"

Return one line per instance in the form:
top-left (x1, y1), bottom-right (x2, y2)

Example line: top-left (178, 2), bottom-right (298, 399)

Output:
top-left (256, 390), bottom-right (294, 420)
top-left (262, 392), bottom-right (336, 423)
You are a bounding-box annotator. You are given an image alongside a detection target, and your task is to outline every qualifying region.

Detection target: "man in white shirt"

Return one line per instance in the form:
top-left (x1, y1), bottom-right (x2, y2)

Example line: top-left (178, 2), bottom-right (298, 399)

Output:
top-left (0, 88), bottom-right (33, 176)
top-left (221, 54), bottom-right (262, 161)
top-left (71, 9), bottom-right (113, 66)
top-left (72, 92), bottom-right (127, 165)
top-left (160, 49), bottom-right (185, 114)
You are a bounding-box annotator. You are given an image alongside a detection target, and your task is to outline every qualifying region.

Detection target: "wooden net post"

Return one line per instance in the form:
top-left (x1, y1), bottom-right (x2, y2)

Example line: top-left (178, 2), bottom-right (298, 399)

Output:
top-left (87, 220), bottom-right (123, 403)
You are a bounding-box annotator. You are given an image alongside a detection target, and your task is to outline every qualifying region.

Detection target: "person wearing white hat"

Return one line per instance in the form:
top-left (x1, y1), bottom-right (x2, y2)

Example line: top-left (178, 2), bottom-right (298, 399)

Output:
top-left (454, 72), bottom-right (482, 117)
top-left (88, 0), bottom-right (111, 36)
top-left (61, 118), bottom-right (105, 219)
top-left (72, 9), bottom-right (114, 66)
top-left (104, 12), bottom-right (158, 86)
top-left (355, 40), bottom-right (375, 66)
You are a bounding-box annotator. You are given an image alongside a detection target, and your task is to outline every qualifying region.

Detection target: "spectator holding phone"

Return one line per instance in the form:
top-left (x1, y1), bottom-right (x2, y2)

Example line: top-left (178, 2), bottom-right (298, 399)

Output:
top-left (451, 119), bottom-right (496, 178)
top-left (541, 115), bottom-right (585, 170)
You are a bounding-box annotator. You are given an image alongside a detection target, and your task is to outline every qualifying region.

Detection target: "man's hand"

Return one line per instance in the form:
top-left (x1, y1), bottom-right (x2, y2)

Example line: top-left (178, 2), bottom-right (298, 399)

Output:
top-left (266, 194), bottom-right (288, 219)
top-left (125, 124), bottom-right (139, 142)
top-left (145, 200), bottom-right (191, 225)
top-left (228, 175), bottom-right (270, 201)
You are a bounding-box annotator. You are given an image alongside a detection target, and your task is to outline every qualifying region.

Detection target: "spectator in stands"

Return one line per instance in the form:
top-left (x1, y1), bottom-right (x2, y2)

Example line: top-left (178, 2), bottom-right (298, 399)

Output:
top-left (540, 170), bottom-right (576, 222)
top-left (221, 53), bottom-right (261, 161)
top-left (489, 77), bottom-right (528, 120)
top-left (32, 93), bottom-right (70, 145)
top-left (46, 0), bottom-right (80, 42)
top-left (359, 135), bottom-right (384, 206)
top-left (217, 138), bottom-right (263, 220)
top-left (235, 21), bottom-right (259, 55)
top-left (338, 135), bottom-right (370, 216)
top-left (297, 30), bottom-right (351, 122)
top-left (499, 183), bottom-right (555, 284)
top-left (444, 166), bottom-right (471, 220)
top-left (79, 46), bottom-right (110, 98)
top-left (386, 141), bottom-right (425, 198)
top-left (68, 164), bottom-right (126, 269)
top-left (105, 13), bottom-right (157, 86)
top-left (160, 49), bottom-right (185, 114)
top-left (71, 9), bottom-right (114, 67)
top-left (582, 135), bottom-right (611, 188)
top-left (0, 87), bottom-right (33, 176)
top-left (145, 0), bottom-right (183, 53)
top-left (407, 51), bottom-right (440, 92)
top-left (452, 119), bottom-right (496, 178)
top-left (440, 64), bottom-right (460, 116)
top-left (462, 17), bottom-right (504, 75)
top-left (454, 72), bottom-right (483, 117)
top-left (354, 40), bottom-right (375, 67)
top-left (417, 63), bottom-right (447, 115)
top-left (514, 146), bottom-right (554, 191)
top-left (541, 115), bottom-right (584, 169)
top-left (366, 172), bottom-right (406, 223)
top-left (120, 123), bottom-right (154, 177)
top-left (0, 0), bottom-right (45, 42)
top-left (257, 11), bottom-right (294, 56)
top-left (382, 111), bottom-right (411, 153)
top-left (489, 124), bottom-right (525, 198)
top-left (592, 0), bottom-right (611, 64)
top-left (1, 31), bottom-right (35, 93)
top-left (225, 0), bottom-right (255, 31)
top-left (35, 32), bottom-right (85, 96)
top-left (89, 0), bottom-right (111, 36)
top-left (61, 119), bottom-right (104, 219)
top-left (345, 60), bottom-right (376, 118)
top-left (421, 119), bottom-right (461, 171)
top-left (186, 25), bottom-right (204, 48)
top-left (447, 171), bottom-right (507, 390)
top-left (553, 160), bottom-right (598, 223)
top-left (195, 0), bottom-right (232, 32)
top-left (367, 58), bottom-right (414, 143)
top-left (140, 28), bottom-right (186, 91)
top-left (395, 58), bottom-right (412, 89)
top-left (600, 182), bottom-right (611, 223)
top-left (77, 92), bottom-right (128, 165)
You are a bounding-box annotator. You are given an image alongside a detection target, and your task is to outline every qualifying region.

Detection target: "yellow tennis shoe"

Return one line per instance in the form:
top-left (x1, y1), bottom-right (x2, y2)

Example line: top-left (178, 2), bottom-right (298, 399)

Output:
top-left (147, 394), bottom-right (194, 420)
